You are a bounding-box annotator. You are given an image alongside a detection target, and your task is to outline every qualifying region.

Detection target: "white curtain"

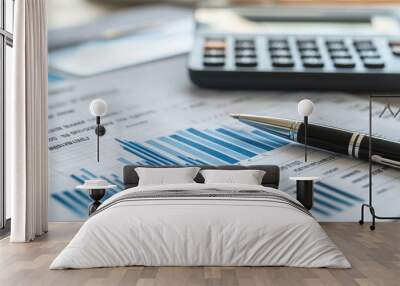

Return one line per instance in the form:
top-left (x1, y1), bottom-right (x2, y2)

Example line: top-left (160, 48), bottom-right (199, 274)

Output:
top-left (7, 0), bottom-right (48, 242)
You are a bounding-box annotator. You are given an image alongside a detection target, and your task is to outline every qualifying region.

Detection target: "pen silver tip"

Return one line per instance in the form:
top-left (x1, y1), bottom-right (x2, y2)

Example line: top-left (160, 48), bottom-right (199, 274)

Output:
top-left (229, 114), bottom-right (298, 136)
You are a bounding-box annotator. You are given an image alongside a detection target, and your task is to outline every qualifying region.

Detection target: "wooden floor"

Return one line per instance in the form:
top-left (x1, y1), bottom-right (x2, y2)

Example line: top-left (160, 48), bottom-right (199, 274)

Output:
top-left (0, 222), bottom-right (399, 286)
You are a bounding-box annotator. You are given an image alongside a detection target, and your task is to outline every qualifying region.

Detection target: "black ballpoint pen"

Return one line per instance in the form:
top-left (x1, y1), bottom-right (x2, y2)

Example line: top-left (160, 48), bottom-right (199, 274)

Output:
top-left (230, 114), bottom-right (400, 168)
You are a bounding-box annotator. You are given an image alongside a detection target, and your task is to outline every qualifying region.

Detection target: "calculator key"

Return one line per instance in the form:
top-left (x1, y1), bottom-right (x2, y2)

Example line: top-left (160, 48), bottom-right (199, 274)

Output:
top-left (300, 50), bottom-right (321, 58)
top-left (354, 41), bottom-right (376, 51)
top-left (302, 58), bottom-right (324, 68)
top-left (203, 57), bottom-right (225, 67)
top-left (297, 39), bottom-right (317, 45)
top-left (272, 57), bottom-right (294, 67)
top-left (330, 51), bottom-right (352, 59)
top-left (358, 50), bottom-right (381, 59)
top-left (269, 43), bottom-right (290, 50)
top-left (235, 45), bottom-right (255, 50)
top-left (236, 39), bottom-right (254, 43)
top-left (333, 59), bottom-right (356, 68)
top-left (355, 45), bottom-right (377, 52)
top-left (270, 50), bottom-right (292, 57)
top-left (354, 40), bottom-right (373, 46)
top-left (235, 49), bottom-right (257, 58)
top-left (204, 49), bottom-right (225, 57)
top-left (235, 39), bottom-right (254, 43)
top-left (327, 43), bottom-right (347, 51)
top-left (235, 57), bottom-right (258, 67)
top-left (269, 39), bottom-right (289, 45)
top-left (204, 40), bottom-right (226, 50)
top-left (326, 39), bottom-right (345, 45)
top-left (298, 43), bottom-right (318, 51)
top-left (235, 41), bottom-right (255, 50)
top-left (363, 59), bottom-right (385, 69)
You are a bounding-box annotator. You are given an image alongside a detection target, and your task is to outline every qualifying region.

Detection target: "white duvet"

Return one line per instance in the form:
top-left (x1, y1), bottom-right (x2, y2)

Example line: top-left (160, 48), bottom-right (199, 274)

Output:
top-left (50, 183), bottom-right (350, 269)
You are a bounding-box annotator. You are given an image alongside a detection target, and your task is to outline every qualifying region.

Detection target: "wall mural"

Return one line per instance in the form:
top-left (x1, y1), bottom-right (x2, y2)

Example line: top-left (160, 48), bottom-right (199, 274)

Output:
top-left (47, 8), bottom-right (400, 222)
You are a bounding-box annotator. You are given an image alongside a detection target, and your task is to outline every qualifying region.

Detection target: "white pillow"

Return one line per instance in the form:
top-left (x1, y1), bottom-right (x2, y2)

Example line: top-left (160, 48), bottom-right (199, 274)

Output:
top-left (200, 169), bottom-right (266, 185)
top-left (136, 167), bottom-right (200, 186)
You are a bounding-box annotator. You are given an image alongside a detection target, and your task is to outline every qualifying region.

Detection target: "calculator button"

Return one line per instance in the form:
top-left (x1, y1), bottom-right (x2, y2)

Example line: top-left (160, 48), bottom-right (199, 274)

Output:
top-left (235, 41), bottom-right (255, 50)
top-left (272, 57), bottom-right (294, 67)
top-left (333, 59), bottom-right (356, 68)
top-left (269, 39), bottom-right (289, 45)
top-left (328, 44), bottom-right (347, 51)
top-left (355, 45), bottom-right (377, 52)
top-left (204, 40), bottom-right (226, 50)
top-left (300, 50), bottom-right (321, 58)
top-left (297, 39), bottom-right (316, 42)
top-left (236, 39), bottom-right (255, 44)
top-left (269, 43), bottom-right (289, 50)
top-left (235, 57), bottom-right (258, 67)
top-left (354, 41), bottom-right (376, 51)
top-left (354, 40), bottom-right (373, 46)
top-left (326, 39), bottom-right (345, 45)
top-left (298, 44), bottom-right (318, 51)
top-left (204, 49), bottom-right (225, 57)
top-left (303, 58), bottom-right (324, 68)
top-left (203, 57), bottom-right (225, 67)
top-left (235, 44), bottom-right (255, 50)
top-left (330, 51), bottom-right (352, 59)
top-left (235, 50), bottom-right (257, 58)
top-left (270, 50), bottom-right (292, 57)
top-left (327, 44), bottom-right (347, 51)
top-left (358, 50), bottom-right (380, 59)
top-left (236, 39), bottom-right (254, 43)
top-left (297, 39), bottom-right (317, 45)
top-left (363, 59), bottom-right (385, 69)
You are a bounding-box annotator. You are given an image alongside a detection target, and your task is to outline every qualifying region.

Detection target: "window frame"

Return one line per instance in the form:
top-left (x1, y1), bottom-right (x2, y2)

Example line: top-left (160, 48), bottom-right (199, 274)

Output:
top-left (0, 0), bottom-right (13, 232)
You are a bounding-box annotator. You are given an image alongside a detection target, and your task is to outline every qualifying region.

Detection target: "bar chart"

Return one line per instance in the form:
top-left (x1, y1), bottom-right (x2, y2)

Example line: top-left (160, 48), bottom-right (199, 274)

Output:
top-left (116, 127), bottom-right (289, 166)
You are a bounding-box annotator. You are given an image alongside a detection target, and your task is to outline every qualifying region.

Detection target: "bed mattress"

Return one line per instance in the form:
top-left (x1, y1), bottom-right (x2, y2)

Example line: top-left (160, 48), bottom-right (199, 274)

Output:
top-left (50, 183), bottom-right (350, 269)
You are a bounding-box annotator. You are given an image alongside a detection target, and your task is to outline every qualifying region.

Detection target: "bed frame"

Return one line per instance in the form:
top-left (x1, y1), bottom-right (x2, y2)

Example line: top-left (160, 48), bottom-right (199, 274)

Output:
top-left (123, 165), bottom-right (280, 189)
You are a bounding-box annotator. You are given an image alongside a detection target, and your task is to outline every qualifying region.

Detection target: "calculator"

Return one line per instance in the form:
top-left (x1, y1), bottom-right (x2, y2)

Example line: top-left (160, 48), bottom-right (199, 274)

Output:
top-left (188, 6), bottom-right (400, 91)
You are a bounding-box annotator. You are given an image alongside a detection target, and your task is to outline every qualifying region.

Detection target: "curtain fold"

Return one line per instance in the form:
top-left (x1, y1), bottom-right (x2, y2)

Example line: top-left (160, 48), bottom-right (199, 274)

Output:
top-left (8, 0), bottom-right (48, 242)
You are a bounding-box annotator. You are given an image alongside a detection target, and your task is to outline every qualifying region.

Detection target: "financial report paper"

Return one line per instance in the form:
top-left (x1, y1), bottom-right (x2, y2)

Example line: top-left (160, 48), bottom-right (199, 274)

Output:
top-left (48, 56), bottom-right (400, 221)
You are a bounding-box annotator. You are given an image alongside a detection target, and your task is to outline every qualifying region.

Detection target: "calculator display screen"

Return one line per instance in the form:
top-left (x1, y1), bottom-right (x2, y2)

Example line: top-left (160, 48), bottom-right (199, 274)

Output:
top-left (250, 19), bottom-right (373, 35)
top-left (196, 8), bottom-right (400, 36)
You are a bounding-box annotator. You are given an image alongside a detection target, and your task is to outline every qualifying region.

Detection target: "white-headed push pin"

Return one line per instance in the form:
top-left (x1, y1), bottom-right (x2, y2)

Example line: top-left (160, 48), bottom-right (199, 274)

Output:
top-left (90, 99), bottom-right (108, 162)
top-left (298, 99), bottom-right (314, 162)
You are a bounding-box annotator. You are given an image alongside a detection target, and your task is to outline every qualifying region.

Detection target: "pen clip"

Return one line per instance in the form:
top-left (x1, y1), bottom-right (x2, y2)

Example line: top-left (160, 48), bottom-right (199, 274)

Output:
top-left (371, 155), bottom-right (400, 169)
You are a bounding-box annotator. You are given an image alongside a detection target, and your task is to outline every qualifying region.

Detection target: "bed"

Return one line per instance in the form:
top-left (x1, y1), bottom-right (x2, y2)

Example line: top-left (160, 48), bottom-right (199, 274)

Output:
top-left (50, 165), bottom-right (350, 269)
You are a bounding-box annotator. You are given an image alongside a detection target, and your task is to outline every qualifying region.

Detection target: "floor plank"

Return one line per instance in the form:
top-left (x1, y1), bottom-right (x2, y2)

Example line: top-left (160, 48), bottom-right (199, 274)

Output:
top-left (0, 222), bottom-right (399, 286)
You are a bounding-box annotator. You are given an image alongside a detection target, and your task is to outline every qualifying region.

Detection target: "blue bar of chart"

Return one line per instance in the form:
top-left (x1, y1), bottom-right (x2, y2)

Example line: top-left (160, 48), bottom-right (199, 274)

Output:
top-left (311, 181), bottom-right (364, 217)
top-left (117, 127), bottom-right (289, 166)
